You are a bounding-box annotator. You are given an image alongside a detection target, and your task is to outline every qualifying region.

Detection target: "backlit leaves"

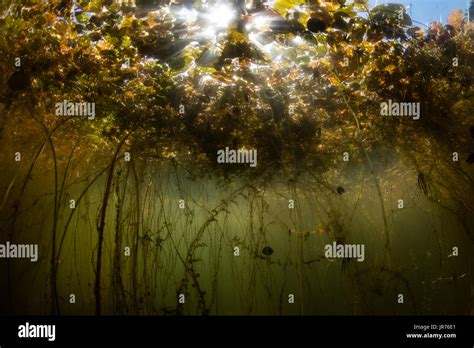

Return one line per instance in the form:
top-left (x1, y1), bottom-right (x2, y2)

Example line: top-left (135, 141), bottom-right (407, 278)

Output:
top-left (0, 0), bottom-right (472, 177)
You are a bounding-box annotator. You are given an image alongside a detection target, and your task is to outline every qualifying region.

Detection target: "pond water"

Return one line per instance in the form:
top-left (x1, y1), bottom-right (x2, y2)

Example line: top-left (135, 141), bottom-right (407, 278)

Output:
top-left (1, 152), bottom-right (471, 315)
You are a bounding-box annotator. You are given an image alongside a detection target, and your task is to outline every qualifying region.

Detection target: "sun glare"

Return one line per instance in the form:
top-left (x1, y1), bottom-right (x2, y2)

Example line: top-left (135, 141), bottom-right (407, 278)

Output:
top-left (177, 7), bottom-right (198, 23)
top-left (204, 4), bottom-right (236, 29)
top-left (176, 3), bottom-right (237, 40)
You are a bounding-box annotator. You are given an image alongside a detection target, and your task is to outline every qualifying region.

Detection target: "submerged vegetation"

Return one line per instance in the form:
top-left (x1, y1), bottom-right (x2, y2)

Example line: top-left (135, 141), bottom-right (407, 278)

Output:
top-left (0, 0), bottom-right (473, 315)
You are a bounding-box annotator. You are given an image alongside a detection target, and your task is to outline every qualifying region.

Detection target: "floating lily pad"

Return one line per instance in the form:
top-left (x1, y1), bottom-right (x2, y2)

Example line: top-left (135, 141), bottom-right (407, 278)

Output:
top-left (371, 3), bottom-right (412, 27)
top-left (8, 71), bottom-right (30, 91)
top-left (307, 18), bottom-right (327, 33)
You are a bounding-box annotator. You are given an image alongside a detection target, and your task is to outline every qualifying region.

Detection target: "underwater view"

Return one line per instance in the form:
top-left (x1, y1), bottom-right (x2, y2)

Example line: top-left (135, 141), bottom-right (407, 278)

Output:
top-left (0, 0), bottom-right (473, 318)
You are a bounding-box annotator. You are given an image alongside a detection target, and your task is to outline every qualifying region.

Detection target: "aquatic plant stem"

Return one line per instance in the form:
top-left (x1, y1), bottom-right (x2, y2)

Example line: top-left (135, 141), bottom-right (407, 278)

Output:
top-left (95, 132), bottom-right (132, 315)
top-left (341, 95), bottom-right (392, 267)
